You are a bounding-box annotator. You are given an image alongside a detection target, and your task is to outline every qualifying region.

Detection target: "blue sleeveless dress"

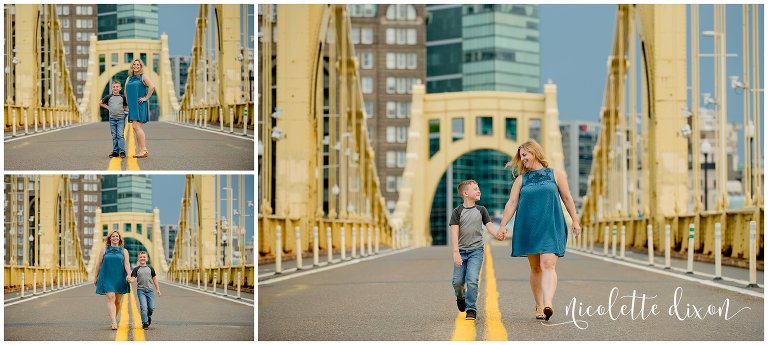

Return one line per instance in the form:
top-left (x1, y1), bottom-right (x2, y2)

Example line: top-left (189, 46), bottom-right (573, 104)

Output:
top-left (96, 246), bottom-right (131, 294)
top-left (511, 167), bottom-right (568, 257)
top-left (126, 74), bottom-right (149, 123)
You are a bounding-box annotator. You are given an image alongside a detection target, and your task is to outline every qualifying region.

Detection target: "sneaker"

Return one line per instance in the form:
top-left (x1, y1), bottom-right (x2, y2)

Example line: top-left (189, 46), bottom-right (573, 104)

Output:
top-left (109, 152), bottom-right (119, 158)
top-left (465, 309), bottom-right (476, 320)
top-left (142, 323), bottom-right (149, 330)
top-left (456, 298), bottom-right (466, 312)
top-left (119, 152), bottom-right (126, 158)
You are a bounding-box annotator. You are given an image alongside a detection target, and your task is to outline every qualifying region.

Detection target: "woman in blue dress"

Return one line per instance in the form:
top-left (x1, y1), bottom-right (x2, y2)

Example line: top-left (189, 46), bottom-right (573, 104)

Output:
top-left (124, 59), bottom-right (155, 158)
top-left (498, 139), bottom-right (581, 321)
top-left (94, 231), bottom-right (132, 330)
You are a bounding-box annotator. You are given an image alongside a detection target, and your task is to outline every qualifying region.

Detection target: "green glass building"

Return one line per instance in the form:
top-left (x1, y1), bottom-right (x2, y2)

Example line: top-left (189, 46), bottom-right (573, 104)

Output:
top-left (101, 175), bottom-right (153, 214)
top-left (426, 4), bottom-right (540, 245)
top-left (97, 4), bottom-right (159, 40)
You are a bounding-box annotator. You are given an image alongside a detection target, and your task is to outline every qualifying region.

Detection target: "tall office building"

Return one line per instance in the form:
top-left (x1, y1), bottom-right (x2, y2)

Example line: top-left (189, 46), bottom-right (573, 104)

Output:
top-left (3, 176), bottom-right (36, 266)
top-left (559, 121), bottom-right (600, 210)
top-left (97, 4), bottom-right (159, 41)
top-left (56, 4), bottom-right (98, 102)
top-left (101, 175), bottom-right (153, 214)
top-left (69, 174), bottom-right (102, 263)
top-left (169, 55), bottom-right (190, 100)
top-left (161, 224), bottom-right (178, 264)
top-left (426, 4), bottom-right (540, 244)
top-left (349, 4), bottom-right (427, 213)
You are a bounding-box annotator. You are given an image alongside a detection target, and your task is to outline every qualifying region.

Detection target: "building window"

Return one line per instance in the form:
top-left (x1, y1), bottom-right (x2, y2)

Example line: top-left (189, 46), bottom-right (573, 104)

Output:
top-left (452, 118), bottom-right (464, 141)
top-left (112, 53), bottom-right (118, 66)
top-left (386, 4), bottom-right (416, 21)
top-left (397, 151), bottom-right (406, 168)
top-left (387, 200), bottom-right (396, 213)
top-left (386, 77), bottom-right (396, 94)
top-left (364, 100), bottom-right (373, 118)
top-left (397, 102), bottom-right (410, 118)
top-left (124, 223), bottom-right (131, 233)
top-left (386, 151), bottom-right (396, 168)
top-left (429, 119), bottom-right (440, 157)
top-left (386, 29), bottom-right (395, 44)
top-left (63, 32), bottom-right (69, 42)
top-left (359, 52), bottom-right (373, 69)
top-left (350, 26), bottom-right (360, 44)
top-left (386, 176), bottom-right (397, 192)
top-left (386, 102), bottom-right (396, 118)
top-left (62, 6), bottom-right (69, 15)
top-left (71, 184), bottom-right (78, 192)
top-left (386, 127), bottom-right (396, 143)
top-left (362, 76), bottom-right (373, 94)
top-left (505, 118), bottom-right (518, 141)
top-left (361, 27), bottom-right (373, 44)
top-left (477, 117), bottom-right (493, 136)
top-left (137, 224), bottom-right (142, 235)
top-left (529, 118), bottom-right (541, 143)
top-left (407, 53), bottom-right (417, 69)
top-left (386, 53), bottom-right (395, 69)
top-left (396, 127), bottom-right (408, 143)
top-left (61, 19), bottom-right (69, 29)
top-left (407, 29), bottom-right (417, 45)
top-left (349, 4), bottom-right (376, 17)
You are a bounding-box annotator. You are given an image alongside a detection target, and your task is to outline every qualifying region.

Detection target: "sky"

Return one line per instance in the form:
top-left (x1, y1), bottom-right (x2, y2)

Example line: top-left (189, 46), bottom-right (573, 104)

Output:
top-left (540, 4), bottom-right (764, 160)
top-left (158, 4), bottom-right (255, 57)
top-left (151, 175), bottom-right (255, 243)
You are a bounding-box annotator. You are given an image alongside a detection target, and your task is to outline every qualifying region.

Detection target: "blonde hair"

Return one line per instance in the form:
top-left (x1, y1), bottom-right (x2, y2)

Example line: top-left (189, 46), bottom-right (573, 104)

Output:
top-left (137, 251), bottom-right (148, 257)
top-left (111, 80), bottom-right (122, 86)
top-left (456, 180), bottom-right (477, 195)
top-left (505, 139), bottom-right (549, 176)
top-left (105, 230), bottom-right (124, 247)
top-left (128, 59), bottom-right (145, 77)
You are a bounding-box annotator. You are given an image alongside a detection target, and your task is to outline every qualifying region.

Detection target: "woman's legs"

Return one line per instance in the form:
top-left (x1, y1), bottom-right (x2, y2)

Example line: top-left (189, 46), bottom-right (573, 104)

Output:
top-left (540, 253), bottom-right (558, 307)
top-left (114, 293), bottom-right (123, 321)
top-left (527, 254), bottom-right (544, 307)
top-left (106, 293), bottom-right (117, 325)
top-left (132, 121), bottom-right (147, 152)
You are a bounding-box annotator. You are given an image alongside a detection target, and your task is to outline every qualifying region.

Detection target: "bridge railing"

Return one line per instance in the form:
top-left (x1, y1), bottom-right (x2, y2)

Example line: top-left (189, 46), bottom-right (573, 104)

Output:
top-left (576, 209), bottom-right (764, 261)
top-left (4, 266), bottom-right (87, 292)
top-left (4, 105), bottom-right (80, 135)
top-left (175, 102), bottom-right (254, 133)
top-left (167, 265), bottom-right (254, 290)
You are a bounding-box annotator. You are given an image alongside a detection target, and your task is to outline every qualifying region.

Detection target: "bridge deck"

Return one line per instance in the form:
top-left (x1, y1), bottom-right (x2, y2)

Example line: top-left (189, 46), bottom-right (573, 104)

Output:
top-left (4, 122), bottom-right (253, 171)
top-left (4, 281), bottom-right (254, 341)
top-left (258, 241), bottom-right (763, 341)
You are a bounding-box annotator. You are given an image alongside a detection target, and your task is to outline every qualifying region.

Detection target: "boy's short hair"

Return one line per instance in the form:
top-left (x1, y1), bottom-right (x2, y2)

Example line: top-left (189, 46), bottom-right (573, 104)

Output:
top-left (138, 251), bottom-right (148, 257)
top-left (111, 80), bottom-right (121, 86)
top-left (457, 180), bottom-right (477, 195)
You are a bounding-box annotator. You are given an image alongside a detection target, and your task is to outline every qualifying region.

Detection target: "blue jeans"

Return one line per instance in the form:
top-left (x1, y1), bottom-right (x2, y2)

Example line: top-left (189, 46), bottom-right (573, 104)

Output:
top-left (109, 115), bottom-right (126, 154)
top-left (137, 288), bottom-right (155, 325)
top-left (451, 246), bottom-right (484, 312)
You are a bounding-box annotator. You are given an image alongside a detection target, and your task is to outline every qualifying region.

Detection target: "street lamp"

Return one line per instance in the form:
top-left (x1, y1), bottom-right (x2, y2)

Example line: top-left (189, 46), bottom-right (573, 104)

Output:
top-left (701, 139), bottom-right (713, 210)
top-left (28, 234), bottom-right (34, 266)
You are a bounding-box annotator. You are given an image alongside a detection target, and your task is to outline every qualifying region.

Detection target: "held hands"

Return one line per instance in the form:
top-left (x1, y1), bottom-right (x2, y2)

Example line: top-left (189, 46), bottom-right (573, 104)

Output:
top-left (495, 230), bottom-right (507, 241)
top-left (453, 252), bottom-right (462, 267)
top-left (126, 275), bottom-right (134, 283)
top-left (138, 97), bottom-right (146, 103)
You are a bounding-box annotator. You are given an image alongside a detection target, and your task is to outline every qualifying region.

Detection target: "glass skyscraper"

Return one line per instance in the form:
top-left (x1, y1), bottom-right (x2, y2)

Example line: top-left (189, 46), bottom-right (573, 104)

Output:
top-left (426, 4), bottom-right (540, 245)
top-left (97, 4), bottom-right (159, 41)
top-left (101, 175), bottom-right (153, 214)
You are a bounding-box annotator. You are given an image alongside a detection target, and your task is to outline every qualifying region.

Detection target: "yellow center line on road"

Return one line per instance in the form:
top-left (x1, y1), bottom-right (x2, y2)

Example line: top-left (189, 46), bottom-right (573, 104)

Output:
top-left (115, 293), bottom-right (130, 341)
top-left (129, 286), bottom-right (146, 341)
top-left (126, 122), bottom-right (140, 171)
top-left (106, 121), bottom-right (140, 170)
top-left (452, 254), bottom-right (483, 341)
top-left (451, 245), bottom-right (508, 341)
top-left (483, 244), bottom-right (508, 340)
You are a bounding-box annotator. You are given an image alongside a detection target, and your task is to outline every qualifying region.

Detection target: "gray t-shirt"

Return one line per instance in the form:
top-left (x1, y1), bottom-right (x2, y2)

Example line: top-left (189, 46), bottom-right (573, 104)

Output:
top-left (101, 94), bottom-right (127, 117)
top-left (130, 265), bottom-right (156, 291)
top-left (449, 204), bottom-right (492, 249)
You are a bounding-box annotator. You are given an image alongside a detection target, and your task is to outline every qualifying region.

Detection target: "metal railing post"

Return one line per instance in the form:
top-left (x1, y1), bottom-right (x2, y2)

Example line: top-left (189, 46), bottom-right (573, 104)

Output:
top-left (647, 224), bottom-right (654, 265)
top-left (619, 225), bottom-right (626, 259)
top-left (313, 226), bottom-right (319, 266)
top-left (748, 221), bottom-right (758, 287)
top-left (276, 225), bottom-right (282, 273)
top-left (714, 222), bottom-right (722, 279)
top-left (686, 224), bottom-right (694, 274)
top-left (664, 224), bottom-right (671, 269)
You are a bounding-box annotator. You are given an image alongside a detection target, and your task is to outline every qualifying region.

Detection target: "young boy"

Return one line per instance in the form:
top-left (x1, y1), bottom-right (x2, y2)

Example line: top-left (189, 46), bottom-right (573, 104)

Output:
top-left (450, 180), bottom-right (504, 320)
top-left (130, 251), bottom-right (161, 330)
top-left (100, 80), bottom-right (128, 158)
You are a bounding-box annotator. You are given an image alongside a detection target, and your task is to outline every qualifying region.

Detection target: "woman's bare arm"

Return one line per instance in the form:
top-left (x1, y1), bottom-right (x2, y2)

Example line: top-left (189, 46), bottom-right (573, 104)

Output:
top-left (499, 177), bottom-right (523, 232)
top-left (554, 168), bottom-right (581, 235)
top-left (93, 247), bottom-right (105, 284)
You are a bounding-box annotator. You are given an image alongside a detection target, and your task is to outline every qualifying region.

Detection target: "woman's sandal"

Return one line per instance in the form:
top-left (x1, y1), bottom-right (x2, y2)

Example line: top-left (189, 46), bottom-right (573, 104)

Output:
top-left (133, 149), bottom-right (148, 158)
top-left (535, 305), bottom-right (546, 320)
top-left (543, 306), bottom-right (554, 321)
top-left (111, 322), bottom-right (118, 330)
